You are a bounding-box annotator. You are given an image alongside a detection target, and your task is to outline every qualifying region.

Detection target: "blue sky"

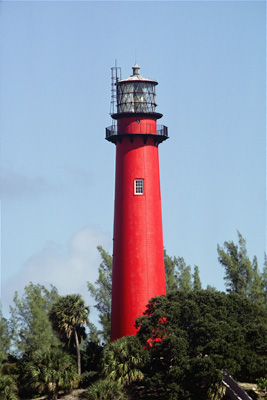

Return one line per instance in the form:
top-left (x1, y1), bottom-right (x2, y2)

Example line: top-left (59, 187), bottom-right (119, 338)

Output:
top-left (1, 1), bottom-right (266, 322)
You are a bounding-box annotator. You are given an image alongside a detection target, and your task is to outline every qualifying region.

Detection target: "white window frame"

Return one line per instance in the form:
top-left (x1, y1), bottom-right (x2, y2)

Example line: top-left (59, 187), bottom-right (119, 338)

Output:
top-left (134, 179), bottom-right (144, 195)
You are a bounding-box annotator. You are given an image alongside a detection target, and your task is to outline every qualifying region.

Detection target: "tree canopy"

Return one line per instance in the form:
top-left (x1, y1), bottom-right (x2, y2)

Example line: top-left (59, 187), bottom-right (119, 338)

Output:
top-left (164, 251), bottom-right (202, 294)
top-left (135, 290), bottom-right (267, 399)
top-left (9, 283), bottom-right (60, 356)
top-left (218, 231), bottom-right (267, 307)
top-left (87, 246), bottom-right (112, 343)
top-left (0, 304), bottom-right (10, 364)
top-left (20, 348), bottom-right (79, 400)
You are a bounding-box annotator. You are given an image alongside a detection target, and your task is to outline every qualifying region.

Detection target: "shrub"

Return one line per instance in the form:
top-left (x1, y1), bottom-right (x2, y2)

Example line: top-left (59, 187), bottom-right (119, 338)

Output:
top-left (257, 377), bottom-right (267, 398)
top-left (0, 375), bottom-right (19, 400)
top-left (87, 379), bottom-right (128, 400)
top-left (101, 336), bottom-right (147, 385)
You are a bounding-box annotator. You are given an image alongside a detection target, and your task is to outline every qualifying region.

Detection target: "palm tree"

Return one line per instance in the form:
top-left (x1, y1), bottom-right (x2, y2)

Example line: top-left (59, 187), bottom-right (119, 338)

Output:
top-left (87, 379), bottom-right (128, 400)
top-left (49, 294), bottom-right (89, 375)
top-left (0, 375), bottom-right (19, 400)
top-left (102, 336), bottom-right (146, 385)
top-left (25, 348), bottom-right (78, 400)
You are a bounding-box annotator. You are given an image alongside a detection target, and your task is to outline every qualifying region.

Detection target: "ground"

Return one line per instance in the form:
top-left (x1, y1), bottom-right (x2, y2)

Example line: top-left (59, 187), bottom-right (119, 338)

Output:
top-left (28, 384), bottom-right (265, 400)
top-left (28, 389), bottom-right (88, 400)
top-left (239, 383), bottom-right (265, 400)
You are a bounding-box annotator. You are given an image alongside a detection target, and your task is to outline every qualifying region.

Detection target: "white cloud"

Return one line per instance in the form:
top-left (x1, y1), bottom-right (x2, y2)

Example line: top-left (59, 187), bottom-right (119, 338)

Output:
top-left (2, 226), bottom-right (111, 324)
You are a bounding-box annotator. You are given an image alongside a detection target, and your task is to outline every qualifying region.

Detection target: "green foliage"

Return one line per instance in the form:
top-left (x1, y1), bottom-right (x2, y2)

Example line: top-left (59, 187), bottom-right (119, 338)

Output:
top-left (249, 256), bottom-right (264, 304)
top-left (262, 254), bottom-right (267, 305)
top-left (193, 265), bottom-right (202, 291)
top-left (0, 375), bottom-right (19, 400)
top-left (165, 251), bottom-right (202, 294)
top-left (257, 377), bottom-right (267, 398)
top-left (218, 231), bottom-right (252, 294)
top-left (81, 340), bottom-right (103, 376)
top-left (88, 322), bottom-right (101, 344)
top-left (9, 283), bottom-right (60, 356)
top-left (164, 249), bottom-right (177, 293)
top-left (49, 294), bottom-right (90, 375)
top-left (176, 257), bottom-right (192, 292)
top-left (20, 348), bottom-right (79, 400)
top-left (136, 290), bottom-right (267, 399)
top-left (87, 379), bottom-right (128, 400)
top-left (0, 305), bottom-right (10, 364)
top-left (101, 336), bottom-right (146, 386)
top-left (49, 294), bottom-right (89, 342)
top-left (165, 252), bottom-right (191, 294)
top-left (87, 246), bottom-right (112, 343)
top-left (217, 232), bottom-right (266, 305)
top-left (79, 370), bottom-right (98, 388)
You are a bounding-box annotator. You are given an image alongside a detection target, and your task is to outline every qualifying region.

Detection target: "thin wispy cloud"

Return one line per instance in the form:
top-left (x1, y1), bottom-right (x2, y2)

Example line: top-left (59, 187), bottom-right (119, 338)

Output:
top-left (2, 226), bottom-right (111, 318)
top-left (0, 167), bottom-right (94, 200)
top-left (0, 169), bottom-right (55, 199)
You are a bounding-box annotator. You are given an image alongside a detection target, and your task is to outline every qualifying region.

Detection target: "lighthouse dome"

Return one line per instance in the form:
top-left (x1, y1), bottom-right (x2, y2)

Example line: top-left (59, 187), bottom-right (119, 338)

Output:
top-left (118, 64), bottom-right (157, 83)
top-left (115, 64), bottom-right (159, 115)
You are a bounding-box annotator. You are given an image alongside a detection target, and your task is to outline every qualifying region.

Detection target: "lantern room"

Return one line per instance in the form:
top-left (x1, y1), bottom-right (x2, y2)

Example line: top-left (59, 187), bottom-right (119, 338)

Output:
top-left (106, 64), bottom-right (168, 144)
top-left (112, 64), bottom-right (162, 120)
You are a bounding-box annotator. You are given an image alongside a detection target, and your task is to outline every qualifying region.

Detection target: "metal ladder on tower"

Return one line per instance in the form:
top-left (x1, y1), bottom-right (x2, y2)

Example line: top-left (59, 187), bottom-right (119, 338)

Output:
top-left (110, 62), bottom-right (121, 116)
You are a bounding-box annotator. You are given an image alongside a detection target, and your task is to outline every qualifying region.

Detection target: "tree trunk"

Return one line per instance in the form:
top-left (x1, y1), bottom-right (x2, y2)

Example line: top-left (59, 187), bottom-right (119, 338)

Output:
top-left (48, 382), bottom-right (58, 400)
top-left (74, 327), bottom-right (81, 375)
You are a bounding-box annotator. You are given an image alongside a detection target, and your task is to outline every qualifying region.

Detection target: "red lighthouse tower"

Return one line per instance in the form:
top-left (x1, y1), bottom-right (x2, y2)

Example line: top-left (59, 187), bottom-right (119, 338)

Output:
top-left (106, 64), bottom-right (168, 341)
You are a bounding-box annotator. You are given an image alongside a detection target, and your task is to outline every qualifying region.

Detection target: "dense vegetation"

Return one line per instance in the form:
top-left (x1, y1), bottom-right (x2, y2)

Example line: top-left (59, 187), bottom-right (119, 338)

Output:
top-left (135, 290), bottom-right (267, 398)
top-left (0, 232), bottom-right (267, 399)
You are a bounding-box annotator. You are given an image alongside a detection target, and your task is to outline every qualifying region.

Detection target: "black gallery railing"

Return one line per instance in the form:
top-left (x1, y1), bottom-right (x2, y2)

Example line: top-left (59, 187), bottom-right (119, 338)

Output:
top-left (106, 124), bottom-right (168, 139)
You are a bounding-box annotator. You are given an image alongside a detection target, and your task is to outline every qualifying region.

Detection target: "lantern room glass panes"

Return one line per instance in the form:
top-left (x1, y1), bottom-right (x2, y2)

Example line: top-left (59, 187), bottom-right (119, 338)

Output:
top-left (117, 82), bottom-right (157, 114)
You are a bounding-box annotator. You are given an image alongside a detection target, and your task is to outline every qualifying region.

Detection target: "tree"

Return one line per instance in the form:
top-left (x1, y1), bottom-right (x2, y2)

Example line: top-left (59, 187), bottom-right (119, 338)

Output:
top-left (217, 231), bottom-right (254, 295)
top-left (165, 252), bottom-right (198, 294)
top-left (0, 304), bottom-right (10, 364)
top-left (193, 265), bottom-right (202, 291)
top-left (87, 379), bottom-right (128, 400)
top-left (0, 374), bottom-right (19, 400)
top-left (262, 254), bottom-right (267, 306)
top-left (9, 283), bottom-right (60, 356)
top-left (249, 256), bottom-right (265, 305)
top-left (218, 232), bottom-right (266, 308)
top-left (49, 294), bottom-right (89, 375)
top-left (22, 348), bottom-right (78, 400)
top-left (101, 336), bottom-right (146, 386)
top-left (87, 321), bottom-right (101, 344)
top-left (81, 340), bottom-right (103, 382)
top-left (136, 290), bottom-right (267, 399)
top-left (257, 377), bottom-right (267, 398)
top-left (164, 250), bottom-right (178, 294)
top-left (88, 246), bottom-right (112, 343)
top-left (165, 251), bottom-right (202, 294)
top-left (175, 257), bottom-right (192, 292)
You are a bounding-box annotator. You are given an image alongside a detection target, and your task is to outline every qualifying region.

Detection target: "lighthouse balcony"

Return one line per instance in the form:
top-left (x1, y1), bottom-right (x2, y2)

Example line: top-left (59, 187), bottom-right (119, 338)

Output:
top-left (105, 124), bottom-right (168, 144)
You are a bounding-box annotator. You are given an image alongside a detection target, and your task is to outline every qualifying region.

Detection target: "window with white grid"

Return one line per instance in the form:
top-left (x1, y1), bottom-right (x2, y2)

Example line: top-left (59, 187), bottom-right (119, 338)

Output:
top-left (134, 179), bottom-right (144, 195)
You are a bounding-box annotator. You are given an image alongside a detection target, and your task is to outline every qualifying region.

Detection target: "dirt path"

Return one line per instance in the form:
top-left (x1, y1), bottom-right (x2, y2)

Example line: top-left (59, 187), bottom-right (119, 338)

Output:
top-left (58, 388), bottom-right (88, 400)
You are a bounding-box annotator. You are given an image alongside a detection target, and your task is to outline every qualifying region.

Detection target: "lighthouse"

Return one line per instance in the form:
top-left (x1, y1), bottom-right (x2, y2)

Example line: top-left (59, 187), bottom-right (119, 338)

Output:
top-left (106, 64), bottom-right (168, 341)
